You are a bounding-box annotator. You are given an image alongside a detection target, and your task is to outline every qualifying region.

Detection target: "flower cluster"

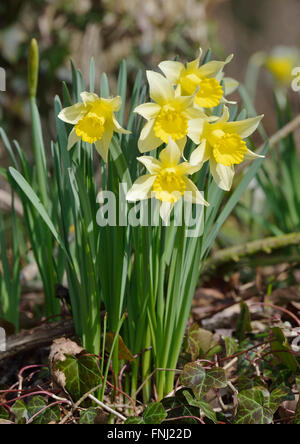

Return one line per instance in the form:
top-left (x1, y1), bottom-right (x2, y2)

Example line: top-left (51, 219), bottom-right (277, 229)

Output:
top-left (128, 50), bottom-right (263, 221)
top-left (58, 50), bottom-right (263, 222)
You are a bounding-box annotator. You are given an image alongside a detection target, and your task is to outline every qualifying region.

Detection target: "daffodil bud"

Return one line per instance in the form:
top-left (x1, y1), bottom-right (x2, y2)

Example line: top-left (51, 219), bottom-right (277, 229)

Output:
top-left (28, 38), bottom-right (39, 98)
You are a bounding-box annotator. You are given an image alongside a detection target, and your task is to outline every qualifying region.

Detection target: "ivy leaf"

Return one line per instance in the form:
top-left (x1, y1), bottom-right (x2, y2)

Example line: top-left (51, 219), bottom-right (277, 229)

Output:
top-left (162, 389), bottom-right (199, 424)
top-left (125, 417), bottom-right (145, 424)
top-left (105, 333), bottom-right (135, 361)
top-left (234, 389), bottom-right (273, 424)
top-left (27, 396), bottom-right (60, 424)
top-left (79, 407), bottom-right (98, 424)
top-left (187, 324), bottom-right (219, 360)
top-left (125, 402), bottom-right (166, 424)
top-left (224, 336), bottom-right (238, 357)
top-left (33, 405), bottom-right (60, 424)
top-left (11, 400), bottom-right (29, 424)
top-left (237, 340), bottom-right (258, 375)
top-left (183, 390), bottom-right (217, 424)
top-left (143, 402), bottom-right (167, 424)
top-left (204, 367), bottom-right (227, 392)
top-left (270, 328), bottom-right (298, 372)
top-left (55, 353), bottom-right (101, 401)
top-left (0, 406), bottom-right (9, 420)
top-left (237, 375), bottom-right (263, 392)
top-left (267, 385), bottom-right (291, 414)
top-left (180, 361), bottom-right (206, 398)
top-left (236, 302), bottom-right (252, 342)
top-left (27, 396), bottom-right (47, 417)
top-left (181, 361), bottom-right (227, 399)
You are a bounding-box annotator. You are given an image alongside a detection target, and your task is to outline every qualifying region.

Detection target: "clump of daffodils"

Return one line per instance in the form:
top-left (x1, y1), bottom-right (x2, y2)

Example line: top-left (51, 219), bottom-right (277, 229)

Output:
top-left (58, 50), bottom-right (263, 222)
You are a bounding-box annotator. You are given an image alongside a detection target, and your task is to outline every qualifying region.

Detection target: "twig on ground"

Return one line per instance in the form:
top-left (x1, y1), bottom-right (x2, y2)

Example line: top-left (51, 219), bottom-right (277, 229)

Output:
top-left (59, 384), bottom-right (102, 424)
top-left (259, 113), bottom-right (300, 151)
top-left (223, 357), bottom-right (238, 371)
top-left (88, 394), bottom-right (126, 422)
top-left (252, 302), bottom-right (300, 327)
top-left (204, 232), bottom-right (300, 273)
top-left (0, 319), bottom-right (75, 362)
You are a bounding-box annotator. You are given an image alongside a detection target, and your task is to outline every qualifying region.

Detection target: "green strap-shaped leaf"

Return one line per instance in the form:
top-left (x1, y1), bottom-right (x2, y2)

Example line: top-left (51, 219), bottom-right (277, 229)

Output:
top-left (9, 167), bottom-right (69, 261)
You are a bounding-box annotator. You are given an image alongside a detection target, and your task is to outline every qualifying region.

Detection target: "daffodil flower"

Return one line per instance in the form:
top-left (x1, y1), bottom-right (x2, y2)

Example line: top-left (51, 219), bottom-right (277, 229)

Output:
top-left (189, 106), bottom-right (264, 191)
top-left (126, 138), bottom-right (209, 222)
top-left (134, 71), bottom-right (206, 154)
top-left (58, 92), bottom-right (130, 162)
top-left (264, 46), bottom-right (300, 86)
top-left (158, 49), bottom-right (236, 109)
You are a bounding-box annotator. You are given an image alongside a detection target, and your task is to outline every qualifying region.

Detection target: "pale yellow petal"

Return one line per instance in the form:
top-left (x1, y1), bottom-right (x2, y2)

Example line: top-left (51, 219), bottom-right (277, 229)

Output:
top-left (183, 106), bottom-right (206, 120)
top-left (174, 84), bottom-right (182, 98)
top-left (224, 115), bottom-right (264, 139)
top-left (158, 60), bottom-right (184, 84)
top-left (210, 158), bottom-right (235, 191)
top-left (138, 119), bottom-right (163, 153)
top-left (197, 54), bottom-right (233, 78)
top-left (80, 92), bottom-right (99, 105)
top-left (159, 201), bottom-right (174, 224)
top-left (221, 97), bottom-right (237, 105)
top-left (186, 48), bottom-right (203, 72)
top-left (184, 178), bottom-right (209, 206)
top-left (146, 70), bottom-right (174, 105)
top-left (94, 126), bottom-right (113, 163)
top-left (105, 96), bottom-right (122, 112)
top-left (186, 56), bottom-right (201, 72)
top-left (223, 77), bottom-right (239, 95)
top-left (159, 138), bottom-right (181, 167)
top-left (126, 174), bottom-right (156, 202)
top-left (174, 95), bottom-right (195, 111)
top-left (190, 140), bottom-right (211, 165)
top-left (67, 127), bottom-right (80, 150)
top-left (244, 148), bottom-right (265, 160)
top-left (176, 161), bottom-right (200, 176)
top-left (134, 102), bottom-right (161, 120)
top-left (218, 106), bottom-right (230, 124)
top-left (137, 156), bottom-right (162, 174)
top-left (58, 102), bottom-right (86, 124)
top-left (176, 136), bottom-right (187, 154)
top-left (112, 117), bottom-right (131, 134)
top-left (187, 117), bottom-right (205, 144)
